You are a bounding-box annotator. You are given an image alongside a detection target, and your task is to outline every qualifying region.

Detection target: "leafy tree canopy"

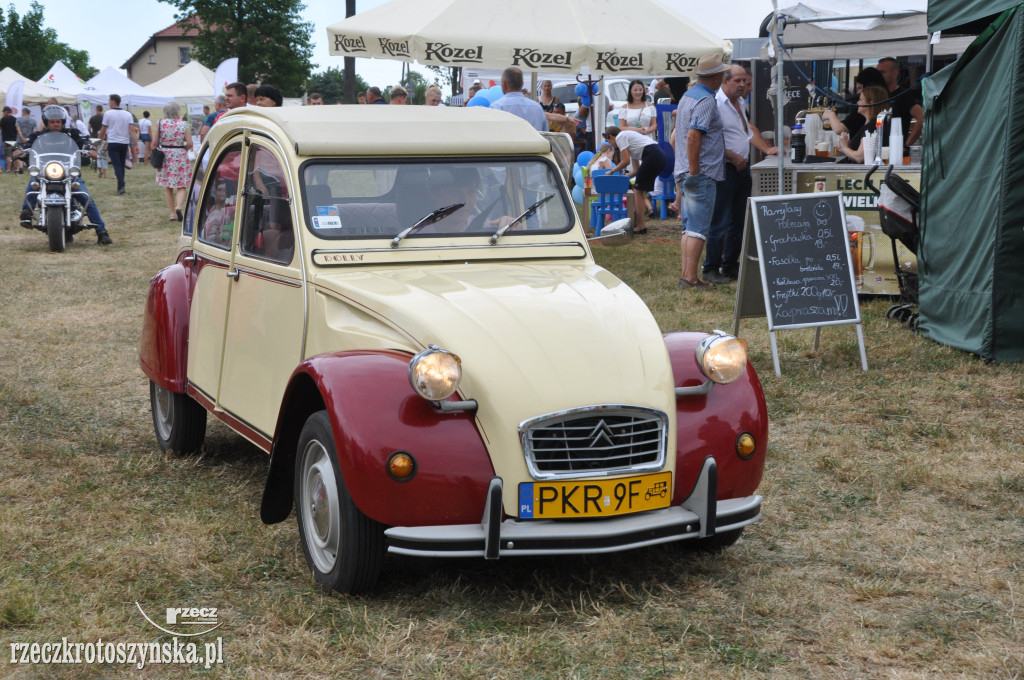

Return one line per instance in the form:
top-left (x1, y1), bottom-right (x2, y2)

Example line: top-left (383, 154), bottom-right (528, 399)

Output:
top-left (0, 2), bottom-right (97, 80)
top-left (161, 0), bottom-right (315, 97)
top-left (307, 66), bottom-right (368, 105)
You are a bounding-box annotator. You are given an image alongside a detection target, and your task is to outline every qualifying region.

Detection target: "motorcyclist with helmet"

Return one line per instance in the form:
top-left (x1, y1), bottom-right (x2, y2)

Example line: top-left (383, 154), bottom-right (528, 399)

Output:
top-left (16, 105), bottom-right (113, 245)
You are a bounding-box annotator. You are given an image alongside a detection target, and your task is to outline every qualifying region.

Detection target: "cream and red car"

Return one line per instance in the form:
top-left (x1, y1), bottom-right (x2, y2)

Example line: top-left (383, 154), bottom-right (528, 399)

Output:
top-left (140, 106), bottom-right (767, 594)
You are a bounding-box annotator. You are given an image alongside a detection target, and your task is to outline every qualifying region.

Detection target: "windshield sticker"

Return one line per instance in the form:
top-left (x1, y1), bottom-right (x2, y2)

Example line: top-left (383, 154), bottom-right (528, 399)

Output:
top-left (312, 215), bottom-right (343, 230)
top-left (316, 205), bottom-right (339, 217)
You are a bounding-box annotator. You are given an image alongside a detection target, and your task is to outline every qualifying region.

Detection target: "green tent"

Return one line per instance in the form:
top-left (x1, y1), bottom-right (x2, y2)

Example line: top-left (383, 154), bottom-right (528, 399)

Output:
top-left (920, 2), bottom-right (1024, 361)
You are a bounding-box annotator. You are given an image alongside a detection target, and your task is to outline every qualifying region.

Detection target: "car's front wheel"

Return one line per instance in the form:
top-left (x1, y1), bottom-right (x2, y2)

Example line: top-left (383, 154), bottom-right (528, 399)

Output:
top-left (150, 380), bottom-right (206, 454)
top-left (295, 410), bottom-right (384, 594)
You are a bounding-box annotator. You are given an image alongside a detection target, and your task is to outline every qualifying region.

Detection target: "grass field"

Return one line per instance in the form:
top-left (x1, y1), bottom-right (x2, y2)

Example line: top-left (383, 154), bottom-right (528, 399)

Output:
top-left (0, 164), bottom-right (1021, 678)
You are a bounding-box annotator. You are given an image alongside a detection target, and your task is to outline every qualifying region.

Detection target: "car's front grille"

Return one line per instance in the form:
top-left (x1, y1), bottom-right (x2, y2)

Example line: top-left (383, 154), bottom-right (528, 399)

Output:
top-left (520, 407), bottom-right (667, 479)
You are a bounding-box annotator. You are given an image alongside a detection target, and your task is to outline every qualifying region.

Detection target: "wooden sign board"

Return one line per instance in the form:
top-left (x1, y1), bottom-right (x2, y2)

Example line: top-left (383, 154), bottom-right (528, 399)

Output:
top-left (733, 191), bottom-right (867, 375)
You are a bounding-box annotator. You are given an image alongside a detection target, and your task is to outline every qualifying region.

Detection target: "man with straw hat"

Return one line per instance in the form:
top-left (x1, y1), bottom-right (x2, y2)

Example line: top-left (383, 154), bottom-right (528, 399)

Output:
top-left (674, 53), bottom-right (729, 288)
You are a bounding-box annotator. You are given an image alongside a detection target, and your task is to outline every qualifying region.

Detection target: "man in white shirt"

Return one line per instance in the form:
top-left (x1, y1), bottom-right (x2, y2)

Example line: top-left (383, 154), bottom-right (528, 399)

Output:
top-left (99, 94), bottom-right (136, 195)
top-left (489, 67), bottom-right (548, 132)
top-left (705, 64), bottom-right (777, 282)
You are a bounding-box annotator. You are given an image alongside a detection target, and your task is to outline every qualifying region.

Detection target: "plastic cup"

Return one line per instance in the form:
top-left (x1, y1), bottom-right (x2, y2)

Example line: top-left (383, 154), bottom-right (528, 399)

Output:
top-left (910, 145), bottom-right (923, 164)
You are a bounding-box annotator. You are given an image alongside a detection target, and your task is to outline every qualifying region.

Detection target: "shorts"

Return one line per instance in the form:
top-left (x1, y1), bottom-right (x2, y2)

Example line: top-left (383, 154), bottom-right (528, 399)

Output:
top-left (676, 173), bottom-right (716, 240)
top-left (140, 134), bottom-right (151, 142)
top-left (634, 144), bottom-right (666, 193)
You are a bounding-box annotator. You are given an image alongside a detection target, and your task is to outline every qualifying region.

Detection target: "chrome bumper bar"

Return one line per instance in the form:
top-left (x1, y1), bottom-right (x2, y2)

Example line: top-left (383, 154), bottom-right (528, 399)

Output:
top-left (385, 457), bottom-right (761, 558)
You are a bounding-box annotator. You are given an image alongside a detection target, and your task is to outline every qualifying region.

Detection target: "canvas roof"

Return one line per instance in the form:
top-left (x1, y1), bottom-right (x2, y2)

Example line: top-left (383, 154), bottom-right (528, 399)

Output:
top-left (36, 61), bottom-right (96, 96)
top-left (146, 61), bottom-right (215, 105)
top-left (0, 66), bottom-right (77, 107)
top-left (326, 0), bottom-right (730, 77)
top-left (766, 0), bottom-right (975, 59)
top-left (80, 67), bottom-right (173, 108)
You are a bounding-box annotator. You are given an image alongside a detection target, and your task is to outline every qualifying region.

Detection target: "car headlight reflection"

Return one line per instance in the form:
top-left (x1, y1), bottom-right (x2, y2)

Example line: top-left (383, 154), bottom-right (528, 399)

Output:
top-left (696, 332), bottom-right (748, 384)
top-left (408, 345), bottom-right (462, 401)
top-left (44, 162), bottom-right (65, 180)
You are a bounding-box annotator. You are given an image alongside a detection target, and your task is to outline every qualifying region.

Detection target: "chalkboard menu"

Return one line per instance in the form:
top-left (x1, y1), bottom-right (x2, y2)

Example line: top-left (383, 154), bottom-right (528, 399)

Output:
top-left (748, 192), bottom-right (860, 330)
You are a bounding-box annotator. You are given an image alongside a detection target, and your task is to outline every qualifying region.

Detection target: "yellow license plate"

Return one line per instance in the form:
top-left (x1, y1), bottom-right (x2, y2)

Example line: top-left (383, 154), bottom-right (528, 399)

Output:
top-left (518, 472), bottom-right (671, 519)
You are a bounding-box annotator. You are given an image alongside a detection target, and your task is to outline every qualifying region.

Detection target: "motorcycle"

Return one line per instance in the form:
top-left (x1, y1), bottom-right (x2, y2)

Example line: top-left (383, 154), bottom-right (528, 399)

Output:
top-left (23, 131), bottom-right (96, 252)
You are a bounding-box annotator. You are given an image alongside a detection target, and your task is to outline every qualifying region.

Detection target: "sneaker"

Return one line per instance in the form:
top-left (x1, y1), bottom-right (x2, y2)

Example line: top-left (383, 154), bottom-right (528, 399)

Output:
top-left (720, 268), bottom-right (739, 281)
top-left (97, 231), bottom-right (113, 245)
top-left (703, 271), bottom-right (730, 285)
top-left (116, 187), bottom-right (126, 195)
top-left (19, 208), bottom-right (32, 228)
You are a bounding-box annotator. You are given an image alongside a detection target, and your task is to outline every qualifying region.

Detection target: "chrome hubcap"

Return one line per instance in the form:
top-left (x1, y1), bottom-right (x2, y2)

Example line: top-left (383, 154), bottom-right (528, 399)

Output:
top-left (300, 439), bottom-right (339, 573)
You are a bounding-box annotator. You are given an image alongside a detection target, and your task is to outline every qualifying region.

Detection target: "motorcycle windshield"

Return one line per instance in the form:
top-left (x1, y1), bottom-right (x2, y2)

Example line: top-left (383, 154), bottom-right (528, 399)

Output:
top-left (32, 132), bottom-right (80, 164)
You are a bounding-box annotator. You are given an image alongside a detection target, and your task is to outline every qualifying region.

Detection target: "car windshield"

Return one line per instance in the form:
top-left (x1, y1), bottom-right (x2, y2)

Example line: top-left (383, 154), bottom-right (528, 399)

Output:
top-left (302, 159), bottom-right (574, 240)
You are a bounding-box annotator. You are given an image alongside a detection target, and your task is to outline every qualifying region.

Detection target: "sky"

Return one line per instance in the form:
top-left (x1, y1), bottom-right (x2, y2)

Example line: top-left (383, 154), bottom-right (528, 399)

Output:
top-left (7, 0), bottom-right (772, 88)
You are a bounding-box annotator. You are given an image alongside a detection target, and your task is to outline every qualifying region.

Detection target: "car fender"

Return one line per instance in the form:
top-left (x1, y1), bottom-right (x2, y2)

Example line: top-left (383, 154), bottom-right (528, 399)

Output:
top-left (665, 332), bottom-right (768, 504)
top-left (139, 262), bottom-right (192, 392)
top-left (261, 350), bottom-right (496, 528)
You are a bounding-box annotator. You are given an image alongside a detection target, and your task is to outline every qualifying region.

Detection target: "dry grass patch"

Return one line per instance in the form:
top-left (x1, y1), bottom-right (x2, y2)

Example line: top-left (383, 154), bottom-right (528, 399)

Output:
top-left (0, 170), bottom-right (1022, 677)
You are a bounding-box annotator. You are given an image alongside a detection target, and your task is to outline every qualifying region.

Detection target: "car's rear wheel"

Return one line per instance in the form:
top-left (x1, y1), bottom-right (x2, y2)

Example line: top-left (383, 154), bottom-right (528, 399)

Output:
top-left (46, 206), bottom-right (65, 252)
top-left (295, 410), bottom-right (384, 594)
top-left (150, 380), bottom-right (207, 454)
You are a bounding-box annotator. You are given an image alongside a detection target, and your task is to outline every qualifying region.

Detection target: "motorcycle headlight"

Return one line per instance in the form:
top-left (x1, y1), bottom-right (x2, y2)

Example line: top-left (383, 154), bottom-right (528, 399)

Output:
top-left (70, 166), bottom-right (81, 178)
top-left (28, 165), bottom-right (39, 177)
top-left (695, 332), bottom-right (749, 384)
top-left (44, 162), bottom-right (64, 180)
top-left (408, 345), bottom-right (462, 401)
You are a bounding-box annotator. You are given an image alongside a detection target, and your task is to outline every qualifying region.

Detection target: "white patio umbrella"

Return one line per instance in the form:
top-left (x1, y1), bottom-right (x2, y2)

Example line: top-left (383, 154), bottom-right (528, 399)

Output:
top-left (326, 0), bottom-right (731, 77)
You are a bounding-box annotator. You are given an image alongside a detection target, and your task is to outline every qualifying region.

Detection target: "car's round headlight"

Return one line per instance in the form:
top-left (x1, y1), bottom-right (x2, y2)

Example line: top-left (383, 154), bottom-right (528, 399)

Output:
top-left (44, 162), bottom-right (64, 180)
top-left (408, 345), bottom-right (462, 401)
top-left (696, 332), bottom-right (748, 384)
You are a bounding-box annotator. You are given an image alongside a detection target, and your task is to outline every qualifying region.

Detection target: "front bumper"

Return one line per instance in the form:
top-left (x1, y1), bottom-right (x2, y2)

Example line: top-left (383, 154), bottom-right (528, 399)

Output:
top-left (385, 457), bottom-right (762, 558)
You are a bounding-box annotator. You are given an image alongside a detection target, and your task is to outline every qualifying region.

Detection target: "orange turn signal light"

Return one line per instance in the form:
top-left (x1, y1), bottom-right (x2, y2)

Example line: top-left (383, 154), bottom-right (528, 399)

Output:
top-left (736, 432), bottom-right (756, 459)
top-left (386, 451), bottom-right (416, 481)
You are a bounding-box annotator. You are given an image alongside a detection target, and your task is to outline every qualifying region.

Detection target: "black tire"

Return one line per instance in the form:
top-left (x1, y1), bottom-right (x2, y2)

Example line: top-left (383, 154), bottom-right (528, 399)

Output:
top-left (691, 528), bottom-right (744, 552)
top-left (885, 304), bottom-right (900, 320)
top-left (46, 205), bottom-right (65, 252)
top-left (149, 380), bottom-right (207, 454)
top-left (295, 410), bottom-right (385, 594)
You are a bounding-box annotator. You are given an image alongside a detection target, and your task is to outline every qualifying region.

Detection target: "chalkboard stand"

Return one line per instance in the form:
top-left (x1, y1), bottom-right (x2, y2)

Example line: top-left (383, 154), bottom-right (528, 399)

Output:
top-left (732, 192), bottom-right (868, 376)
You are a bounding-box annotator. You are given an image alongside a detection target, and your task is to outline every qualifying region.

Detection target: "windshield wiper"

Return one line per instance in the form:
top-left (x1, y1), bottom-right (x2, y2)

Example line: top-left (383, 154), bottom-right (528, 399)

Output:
top-left (488, 194), bottom-right (554, 245)
top-left (390, 203), bottom-right (465, 248)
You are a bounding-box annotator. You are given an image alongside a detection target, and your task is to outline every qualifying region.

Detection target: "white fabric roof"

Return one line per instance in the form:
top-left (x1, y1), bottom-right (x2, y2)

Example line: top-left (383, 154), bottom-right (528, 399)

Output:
top-left (37, 61), bottom-right (97, 96)
top-left (0, 66), bottom-right (77, 106)
top-left (80, 67), bottom-right (173, 108)
top-left (146, 61), bottom-right (215, 105)
top-left (326, 0), bottom-right (730, 77)
top-left (767, 1), bottom-right (975, 59)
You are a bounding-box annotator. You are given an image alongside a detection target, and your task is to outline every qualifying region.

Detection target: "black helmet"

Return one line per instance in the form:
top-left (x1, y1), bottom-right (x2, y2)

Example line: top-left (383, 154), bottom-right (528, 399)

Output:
top-left (41, 105), bottom-right (67, 124)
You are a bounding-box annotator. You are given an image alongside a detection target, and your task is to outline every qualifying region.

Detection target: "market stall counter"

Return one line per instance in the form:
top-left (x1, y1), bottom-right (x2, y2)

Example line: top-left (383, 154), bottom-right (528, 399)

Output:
top-left (750, 158), bottom-right (920, 296)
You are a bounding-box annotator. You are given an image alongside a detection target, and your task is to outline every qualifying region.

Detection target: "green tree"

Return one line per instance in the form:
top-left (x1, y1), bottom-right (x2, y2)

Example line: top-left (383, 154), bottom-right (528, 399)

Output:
top-left (161, 0), bottom-right (315, 97)
top-left (0, 2), bottom-right (96, 80)
top-left (425, 66), bottom-right (461, 98)
top-left (307, 67), bottom-right (368, 105)
top-left (401, 71), bottom-right (428, 105)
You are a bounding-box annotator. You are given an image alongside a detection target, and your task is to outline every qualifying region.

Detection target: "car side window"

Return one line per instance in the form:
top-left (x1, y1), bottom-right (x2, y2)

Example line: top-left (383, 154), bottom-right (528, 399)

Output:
top-left (240, 146), bottom-right (293, 264)
top-left (196, 145), bottom-right (242, 249)
top-left (183, 147), bottom-right (210, 237)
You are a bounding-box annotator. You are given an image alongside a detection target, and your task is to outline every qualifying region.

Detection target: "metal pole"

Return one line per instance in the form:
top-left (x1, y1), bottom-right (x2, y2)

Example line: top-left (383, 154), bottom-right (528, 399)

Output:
top-left (775, 14), bottom-right (785, 195)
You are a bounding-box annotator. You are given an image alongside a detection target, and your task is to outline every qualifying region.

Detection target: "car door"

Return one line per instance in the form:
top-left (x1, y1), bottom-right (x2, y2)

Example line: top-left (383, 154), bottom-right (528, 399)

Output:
top-left (215, 140), bottom-right (305, 444)
top-left (187, 143), bottom-right (243, 408)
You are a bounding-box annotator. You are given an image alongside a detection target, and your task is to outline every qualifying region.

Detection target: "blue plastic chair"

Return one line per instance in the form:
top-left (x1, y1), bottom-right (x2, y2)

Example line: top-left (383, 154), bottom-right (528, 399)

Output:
top-left (590, 175), bottom-right (630, 235)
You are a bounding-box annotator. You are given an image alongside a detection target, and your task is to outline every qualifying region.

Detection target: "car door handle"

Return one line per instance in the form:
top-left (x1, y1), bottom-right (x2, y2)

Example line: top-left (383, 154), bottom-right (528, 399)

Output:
top-left (226, 269), bottom-right (240, 280)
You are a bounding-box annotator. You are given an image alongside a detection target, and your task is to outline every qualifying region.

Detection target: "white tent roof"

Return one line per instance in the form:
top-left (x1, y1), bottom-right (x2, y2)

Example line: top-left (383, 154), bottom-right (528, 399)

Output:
top-left (80, 67), bottom-right (173, 108)
top-left (326, 0), bottom-right (730, 77)
top-left (0, 66), bottom-right (77, 106)
top-left (37, 61), bottom-right (97, 96)
top-left (146, 61), bottom-right (215, 105)
top-left (768, 1), bottom-right (975, 59)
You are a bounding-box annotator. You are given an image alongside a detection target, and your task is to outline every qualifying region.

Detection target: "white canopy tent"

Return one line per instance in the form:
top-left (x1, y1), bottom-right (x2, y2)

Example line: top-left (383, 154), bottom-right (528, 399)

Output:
top-left (146, 61), bottom-right (216, 106)
top-left (326, 0), bottom-right (731, 77)
top-left (80, 67), bottom-right (173, 109)
top-left (37, 61), bottom-right (97, 97)
top-left (765, 1), bottom-right (975, 60)
top-left (1, 67), bottom-right (78, 108)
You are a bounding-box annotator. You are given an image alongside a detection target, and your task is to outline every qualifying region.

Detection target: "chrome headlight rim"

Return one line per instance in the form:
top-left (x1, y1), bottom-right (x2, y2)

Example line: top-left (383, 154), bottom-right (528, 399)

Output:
top-left (44, 161), bottom-right (65, 180)
top-left (28, 165), bottom-right (40, 178)
top-left (69, 166), bottom-right (81, 178)
top-left (408, 344), bottom-right (462, 402)
top-left (695, 330), bottom-right (749, 385)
